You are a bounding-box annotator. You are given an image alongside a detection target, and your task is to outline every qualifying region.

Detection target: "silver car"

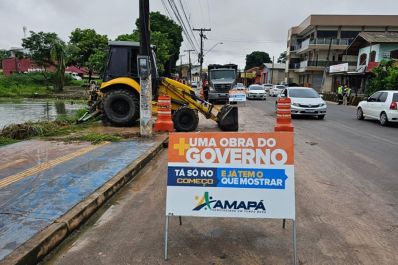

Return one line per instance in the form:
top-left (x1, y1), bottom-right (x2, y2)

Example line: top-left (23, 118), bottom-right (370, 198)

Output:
top-left (270, 85), bottom-right (286, 97)
top-left (278, 87), bottom-right (327, 119)
top-left (247, 85), bottom-right (267, 100)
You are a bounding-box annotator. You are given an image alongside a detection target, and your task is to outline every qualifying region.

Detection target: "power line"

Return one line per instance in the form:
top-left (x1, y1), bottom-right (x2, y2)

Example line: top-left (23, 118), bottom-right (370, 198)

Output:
top-left (177, 0), bottom-right (199, 46)
top-left (206, 0), bottom-right (212, 28)
top-left (166, 0), bottom-right (199, 53)
top-left (207, 38), bottom-right (286, 44)
top-left (160, 0), bottom-right (173, 19)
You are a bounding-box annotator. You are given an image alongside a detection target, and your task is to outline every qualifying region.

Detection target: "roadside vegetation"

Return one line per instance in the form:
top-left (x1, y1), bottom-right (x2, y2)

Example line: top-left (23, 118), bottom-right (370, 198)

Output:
top-left (367, 60), bottom-right (398, 95)
top-left (0, 73), bottom-right (84, 98)
top-left (0, 109), bottom-right (123, 146)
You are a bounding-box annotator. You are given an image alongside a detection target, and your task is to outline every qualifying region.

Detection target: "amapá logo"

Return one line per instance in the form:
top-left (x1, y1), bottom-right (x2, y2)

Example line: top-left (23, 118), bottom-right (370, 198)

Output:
top-left (193, 192), bottom-right (266, 212)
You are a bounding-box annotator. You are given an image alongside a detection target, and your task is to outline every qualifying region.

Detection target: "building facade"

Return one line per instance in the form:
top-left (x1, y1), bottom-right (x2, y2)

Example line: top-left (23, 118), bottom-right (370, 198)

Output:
top-left (263, 63), bottom-right (286, 84)
top-left (285, 15), bottom-right (398, 91)
top-left (328, 32), bottom-right (398, 94)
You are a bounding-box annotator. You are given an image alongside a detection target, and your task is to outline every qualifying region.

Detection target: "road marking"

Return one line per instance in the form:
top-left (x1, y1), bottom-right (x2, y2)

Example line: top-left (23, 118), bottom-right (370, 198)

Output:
top-left (0, 159), bottom-right (28, 171)
top-left (0, 143), bottom-right (109, 189)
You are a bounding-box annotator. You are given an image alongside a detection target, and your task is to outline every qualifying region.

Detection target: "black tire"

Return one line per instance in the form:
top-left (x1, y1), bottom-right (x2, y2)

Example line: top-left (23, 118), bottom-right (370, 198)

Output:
top-left (357, 107), bottom-right (364, 120)
top-left (317, 115), bottom-right (325, 120)
top-left (380, 112), bottom-right (389, 126)
top-left (103, 89), bottom-right (139, 127)
top-left (173, 106), bottom-right (199, 132)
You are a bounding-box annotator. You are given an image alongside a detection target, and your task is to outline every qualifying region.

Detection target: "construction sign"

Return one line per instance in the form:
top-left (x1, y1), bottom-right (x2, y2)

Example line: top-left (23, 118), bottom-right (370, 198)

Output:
top-left (229, 89), bottom-right (247, 102)
top-left (166, 132), bottom-right (295, 220)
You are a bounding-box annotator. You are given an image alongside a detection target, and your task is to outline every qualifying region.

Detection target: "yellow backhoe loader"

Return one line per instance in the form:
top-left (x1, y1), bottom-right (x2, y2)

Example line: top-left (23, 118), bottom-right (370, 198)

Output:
top-left (79, 41), bottom-right (238, 131)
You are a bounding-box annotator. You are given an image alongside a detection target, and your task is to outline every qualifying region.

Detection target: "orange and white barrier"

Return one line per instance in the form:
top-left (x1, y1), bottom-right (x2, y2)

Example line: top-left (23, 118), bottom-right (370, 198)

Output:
top-left (275, 98), bottom-right (294, 132)
top-left (154, 96), bottom-right (174, 132)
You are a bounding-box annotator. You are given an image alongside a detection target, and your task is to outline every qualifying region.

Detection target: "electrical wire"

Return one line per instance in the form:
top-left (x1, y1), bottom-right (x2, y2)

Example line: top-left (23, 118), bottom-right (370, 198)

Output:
top-left (178, 0), bottom-right (199, 46)
top-left (166, 0), bottom-right (199, 53)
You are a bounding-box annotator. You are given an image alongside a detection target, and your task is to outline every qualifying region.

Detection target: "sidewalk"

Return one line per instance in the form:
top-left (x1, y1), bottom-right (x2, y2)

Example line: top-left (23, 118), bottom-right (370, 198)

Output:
top-left (0, 135), bottom-right (167, 264)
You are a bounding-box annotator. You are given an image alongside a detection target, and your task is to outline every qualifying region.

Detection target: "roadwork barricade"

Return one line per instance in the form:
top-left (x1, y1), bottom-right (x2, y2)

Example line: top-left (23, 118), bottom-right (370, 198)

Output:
top-left (275, 97), bottom-right (294, 132)
top-left (154, 96), bottom-right (174, 132)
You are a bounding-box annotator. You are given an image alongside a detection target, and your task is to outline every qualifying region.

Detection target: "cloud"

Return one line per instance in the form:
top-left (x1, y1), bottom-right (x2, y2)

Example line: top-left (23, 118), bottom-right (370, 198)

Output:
top-left (1, 0), bottom-right (397, 69)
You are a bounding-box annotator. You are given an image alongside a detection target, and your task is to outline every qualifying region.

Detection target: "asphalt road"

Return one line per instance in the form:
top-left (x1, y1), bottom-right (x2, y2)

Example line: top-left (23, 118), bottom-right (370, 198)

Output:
top-left (43, 98), bottom-right (398, 265)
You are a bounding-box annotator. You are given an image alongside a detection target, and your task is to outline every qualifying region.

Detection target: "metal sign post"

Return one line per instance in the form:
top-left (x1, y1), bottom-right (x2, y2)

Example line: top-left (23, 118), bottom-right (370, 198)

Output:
top-left (164, 132), bottom-right (297, 264)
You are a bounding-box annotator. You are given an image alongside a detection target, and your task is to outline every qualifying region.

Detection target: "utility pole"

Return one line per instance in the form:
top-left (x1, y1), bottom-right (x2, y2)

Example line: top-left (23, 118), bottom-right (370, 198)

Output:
top-left (271, 56), bottom-right (275, 84)
top-left (139, 0), bottom-right (152, 137)
top-left (193, 28), bottom-right (211, 82)
top-left (184, 49), bottom-right (194, 84)
top-left (179, 54), bottom-right (185, 80)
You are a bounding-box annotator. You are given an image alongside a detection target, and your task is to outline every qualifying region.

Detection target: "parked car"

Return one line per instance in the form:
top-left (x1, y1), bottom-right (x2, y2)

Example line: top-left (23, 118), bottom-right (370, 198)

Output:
top-left (247, 84), bottom-right (267, 100)
top-left (190, 82), bottom-right (200, 97)
top-left (234, 83), bottom-right (247, 91)
top-left (263, 83), bottom-right (273, 94)
top-left (269, 85), bottom-right (286, 97)
top-left (357, 90), bottom-right (398, 126)
top-left (67, 72), bottom-right (82, 80)
top-left (278, 87), bottom-right (327, 119)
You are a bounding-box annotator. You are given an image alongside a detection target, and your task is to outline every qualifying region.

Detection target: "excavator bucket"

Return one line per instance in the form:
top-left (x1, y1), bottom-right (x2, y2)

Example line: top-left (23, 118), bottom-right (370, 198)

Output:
top-left (217, 105), bottom-right (239, 131)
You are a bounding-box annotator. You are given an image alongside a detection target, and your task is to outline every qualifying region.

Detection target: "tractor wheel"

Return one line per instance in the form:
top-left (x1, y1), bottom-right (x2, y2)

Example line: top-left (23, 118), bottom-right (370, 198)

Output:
top-left (103, 89), bottom-right (139, 127)
top-left (173, 106), bottom-right (199, 132)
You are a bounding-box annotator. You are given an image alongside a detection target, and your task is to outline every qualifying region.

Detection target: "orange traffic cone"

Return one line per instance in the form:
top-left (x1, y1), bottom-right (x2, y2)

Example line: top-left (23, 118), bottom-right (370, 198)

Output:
top-left (274, 97), bottom-right (294, 132)
top-left (154, 96), bottom-right (174, 132)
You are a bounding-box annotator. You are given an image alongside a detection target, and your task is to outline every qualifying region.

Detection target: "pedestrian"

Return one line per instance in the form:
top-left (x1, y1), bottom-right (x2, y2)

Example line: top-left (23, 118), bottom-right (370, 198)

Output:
top-left (203, 79), bottom-right (209, 101)
top-left (337, 83), bottom-right (343, 105)
top-left (344, 85), bottom-right (352, 105)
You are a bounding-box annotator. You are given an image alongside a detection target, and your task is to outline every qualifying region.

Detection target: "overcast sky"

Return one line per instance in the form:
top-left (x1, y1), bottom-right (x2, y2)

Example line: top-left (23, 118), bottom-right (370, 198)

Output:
top-left (1, 0), bottom-right (397, 69)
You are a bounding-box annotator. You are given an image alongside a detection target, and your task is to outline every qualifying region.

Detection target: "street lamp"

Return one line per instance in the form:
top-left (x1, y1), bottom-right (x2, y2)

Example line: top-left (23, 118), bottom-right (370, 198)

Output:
top-left (205, 42), bottom-right (223, 55)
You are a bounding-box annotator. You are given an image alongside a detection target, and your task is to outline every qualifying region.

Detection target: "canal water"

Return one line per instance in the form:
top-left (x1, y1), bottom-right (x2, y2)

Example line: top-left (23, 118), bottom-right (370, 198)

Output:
top-left (0, 99), bottom-right (85, 129)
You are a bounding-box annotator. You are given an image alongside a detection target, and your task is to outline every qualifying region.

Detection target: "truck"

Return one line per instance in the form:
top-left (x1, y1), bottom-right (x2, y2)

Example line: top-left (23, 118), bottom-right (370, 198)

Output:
top-left (207, 64), bottom-right (238, 103)
top-left (79, 41), bottom-right (239, 132)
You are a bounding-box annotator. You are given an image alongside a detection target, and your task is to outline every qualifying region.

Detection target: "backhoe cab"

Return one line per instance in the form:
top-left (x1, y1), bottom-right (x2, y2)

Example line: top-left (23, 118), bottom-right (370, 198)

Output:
top-left (83, 41), bottom-right (238, 132)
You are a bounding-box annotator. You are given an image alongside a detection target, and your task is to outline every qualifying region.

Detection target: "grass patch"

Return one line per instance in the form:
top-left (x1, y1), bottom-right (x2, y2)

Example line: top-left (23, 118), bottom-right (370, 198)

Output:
top-left (65, 133), bottom-right (123, 144)
top-left (0, 73), bottom-right (87, 98)
top-left (0, 136), bottom-right (18, 146)
top-left (0, 108), bottom-right (89, 140)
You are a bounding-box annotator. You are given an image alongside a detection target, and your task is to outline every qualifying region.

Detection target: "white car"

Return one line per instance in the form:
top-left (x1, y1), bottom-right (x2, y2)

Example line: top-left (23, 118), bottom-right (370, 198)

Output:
top-left (247, 84), bottom-right (266, 100)
top-left (270, 85), bottom-right (286, 97)
top-left (278, 87), bottom-right (327, 119)
top-left (68, 72), bottom-right (82, 80)
top-left (263, 83), bottom-right (273, 94)
top-left (357, 90), bottom-right (398, 126)
top-left (190, 82), bottom-right (200, 97)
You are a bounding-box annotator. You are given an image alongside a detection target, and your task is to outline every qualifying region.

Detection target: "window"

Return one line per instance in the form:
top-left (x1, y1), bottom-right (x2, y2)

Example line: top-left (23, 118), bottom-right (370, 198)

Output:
top-left (378, 92), bottom-right (387, 102)
top-left (317, 30), bottom-right (338, 38)
top-left (382, 52), bottom-right (391, 59)
top-left (391, 49), bottom-right (398, 59)
top-left (288, 88), bottom-right (319, 98)
top-left (393, 93), bottom-right (398, 102)
top-left (369, 92), bottom-right (381, 102)
top-left (359, 54), bottom-right (367, 65)
top-left (340, 31), bottom-right (360, 39)
top-left (370, 51), bottom-right (377, 62)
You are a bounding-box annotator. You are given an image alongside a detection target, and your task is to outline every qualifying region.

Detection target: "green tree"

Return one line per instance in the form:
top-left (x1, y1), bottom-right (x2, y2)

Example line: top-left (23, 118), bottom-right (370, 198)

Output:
top-left (22, 31), bottom-right (66, 91)
top-left (88, 49), bottom-right (108, 76)
top-left (149, 12), bottom-right (182, 75)
top-left (245, 51), bottom-right (272, 70)
top-left (51, 40), bottom-right (66, 91)
top-left (117, 31), bottom-right (173, 75)
top-left (367, 60), bottom-right (398, 94)
top-left (115, 33), bottom-right (138, 41)
top-left (277, 51), bottom-right (287, 63)
top-left (68, 28), bottom-right (108, 81)
top-left (117, 12), bottom-right (183, 76)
